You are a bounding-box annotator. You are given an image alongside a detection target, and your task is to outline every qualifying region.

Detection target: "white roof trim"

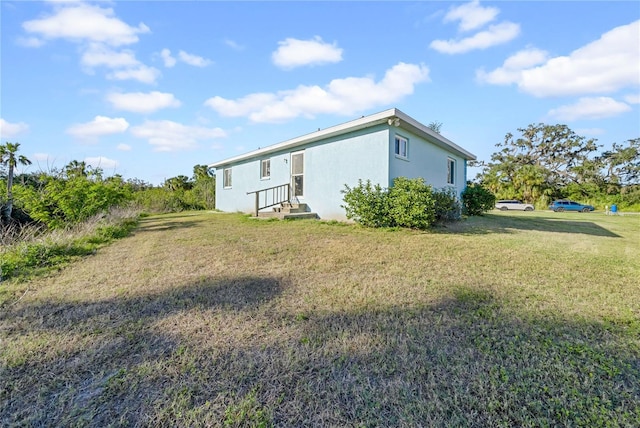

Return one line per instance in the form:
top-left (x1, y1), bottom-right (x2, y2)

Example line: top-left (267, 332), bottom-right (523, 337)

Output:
top-left (209, 108), bottom-right (476, 168)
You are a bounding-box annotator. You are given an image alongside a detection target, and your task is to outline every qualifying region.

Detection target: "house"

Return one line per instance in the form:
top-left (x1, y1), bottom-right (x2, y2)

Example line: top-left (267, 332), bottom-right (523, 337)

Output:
top-left (209, 108), bottom-right (476, 220)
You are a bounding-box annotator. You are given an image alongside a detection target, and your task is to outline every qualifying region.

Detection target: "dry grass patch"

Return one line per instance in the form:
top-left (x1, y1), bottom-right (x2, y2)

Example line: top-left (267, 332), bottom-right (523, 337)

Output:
top-left (1, 211), bottom-right (638, 426)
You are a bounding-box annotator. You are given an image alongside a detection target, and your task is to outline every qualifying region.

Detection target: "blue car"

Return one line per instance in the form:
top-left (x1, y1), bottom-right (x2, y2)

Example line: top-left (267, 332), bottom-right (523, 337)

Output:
top-left (549, 200), bottom-right (595, 212)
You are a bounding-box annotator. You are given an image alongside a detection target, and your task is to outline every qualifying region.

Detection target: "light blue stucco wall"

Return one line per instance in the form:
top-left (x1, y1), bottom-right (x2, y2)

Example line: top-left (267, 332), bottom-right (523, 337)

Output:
top-left (215, 125), bottom-right (390, 220)
top-left (388, 128), bottom-right (467, 195)
top-left (215, 151), bottom-right (291, 214)
top-left (215, 124), bottom-right (469, 220)
top-left (303, 125), bottom-right (389, 220)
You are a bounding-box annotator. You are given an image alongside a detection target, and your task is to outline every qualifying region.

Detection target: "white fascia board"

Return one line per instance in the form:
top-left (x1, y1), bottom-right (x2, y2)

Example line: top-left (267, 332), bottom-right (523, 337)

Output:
top-left (209, 107), bottom-right (476, 168)
top-left (209, 109), bottom-right (397, 169)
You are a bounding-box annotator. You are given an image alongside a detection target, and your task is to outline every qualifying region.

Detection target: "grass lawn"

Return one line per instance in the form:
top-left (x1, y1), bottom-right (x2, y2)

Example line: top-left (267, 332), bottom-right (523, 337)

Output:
top-left (1, 210), bottom-right (638, 426)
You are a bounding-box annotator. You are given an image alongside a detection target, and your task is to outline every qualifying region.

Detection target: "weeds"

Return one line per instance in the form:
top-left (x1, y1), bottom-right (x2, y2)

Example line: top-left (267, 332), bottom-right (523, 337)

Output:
top-left (0, 206), bottom-right (139, 284)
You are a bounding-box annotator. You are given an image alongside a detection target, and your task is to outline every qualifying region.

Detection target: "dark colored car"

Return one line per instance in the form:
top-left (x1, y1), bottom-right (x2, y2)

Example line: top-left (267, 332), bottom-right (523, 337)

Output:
top-left (549, 200), bottom-right (595, 212)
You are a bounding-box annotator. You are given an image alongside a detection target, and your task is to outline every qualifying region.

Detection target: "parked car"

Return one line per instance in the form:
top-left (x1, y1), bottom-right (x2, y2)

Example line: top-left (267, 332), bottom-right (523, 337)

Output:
top-left (549, 200), bottom-right (595, 212)
top-left (495, 200), bottom-right (535, 211)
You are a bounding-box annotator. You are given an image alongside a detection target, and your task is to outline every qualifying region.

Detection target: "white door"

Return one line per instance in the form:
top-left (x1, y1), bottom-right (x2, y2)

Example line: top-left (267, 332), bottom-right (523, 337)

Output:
top-left (291, 151), bottom-right (304, 198)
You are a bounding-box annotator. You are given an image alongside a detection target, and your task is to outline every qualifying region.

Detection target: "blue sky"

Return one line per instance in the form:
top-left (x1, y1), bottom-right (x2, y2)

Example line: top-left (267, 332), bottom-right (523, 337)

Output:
top-left (1, 1), bottom-right (638, 185)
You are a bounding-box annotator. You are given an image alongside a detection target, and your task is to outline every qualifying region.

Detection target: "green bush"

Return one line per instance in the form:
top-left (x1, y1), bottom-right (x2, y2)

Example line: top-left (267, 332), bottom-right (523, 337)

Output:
top-left (461, 183), bottom-right (496, 216)
top-left (387, 177), bottom-right (436, 229)
top-left (13, 175), bottom-right (132, 229)
top-left (342, 177), bottom-right (455, 230)
top-left (341, 179), bottom-right (391, 228)
top-left (433, 187), bottom-right (462, 223)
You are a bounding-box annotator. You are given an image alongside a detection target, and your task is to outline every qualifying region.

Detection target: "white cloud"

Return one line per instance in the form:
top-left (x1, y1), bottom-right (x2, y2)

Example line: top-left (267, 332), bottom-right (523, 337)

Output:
top-left (624, 93), bottom-right (640, 104)
top-left (0, 118), bottom-right (30, 139)
top-left (116, 143), bottom-right (132, 151)
top-left (161, 48), bottom-right (176, 67)
top-left (85, 156), bottom-right (119, 170)
top-left (205, 62), bottom-right (429, 123)
top-left (178, 50), bottom-right (211, 67)
top-left (22, 3), bottom-right (149, 46)
top-left (16, 36), bottom-right (45, 48)
top-left (224, 38), bottom-right (244, 51)
top-left (130, 120), bottom-right (227, 152)
top-left (81, 43), bottom-right (139, 68)
top-left (478, 20), bottom-right (640, 97)
top-left (272, 36), bottom-right (343, 69)
top-left (548, 97), bottom-right (632, 121)
top-left (21, 3), bottom-right (158, 84)
top-left (205, 93), bottom-right (278, 117)
top-left (476, 47), bottom-right (549, 85)
top-left (106, 65), bottom-right (161, 84)
top-left (107, 91), bottom-right (181, 114)
top-left (66, 116), bottom-right (129, 140)
top-left (443, 0), bottom-right (499, 32)
top-left (430, 21), bottom-right (520, 54)
top-left (160, 49), bottom-right (211, 67)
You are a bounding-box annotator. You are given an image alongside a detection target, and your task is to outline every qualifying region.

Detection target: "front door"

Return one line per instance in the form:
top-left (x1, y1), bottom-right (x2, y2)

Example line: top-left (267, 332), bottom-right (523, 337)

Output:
top-left (291, 151), bottom-right (304, 198)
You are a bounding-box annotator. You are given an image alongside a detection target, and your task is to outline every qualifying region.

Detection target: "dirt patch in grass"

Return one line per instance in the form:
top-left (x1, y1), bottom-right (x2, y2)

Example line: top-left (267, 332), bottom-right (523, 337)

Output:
top-left (1, 211), bottom-right (638, 426)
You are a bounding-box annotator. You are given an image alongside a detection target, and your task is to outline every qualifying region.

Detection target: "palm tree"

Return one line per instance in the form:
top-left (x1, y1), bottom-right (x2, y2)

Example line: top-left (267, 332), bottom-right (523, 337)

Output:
top-left (1, 142), bottom-right (32, 223)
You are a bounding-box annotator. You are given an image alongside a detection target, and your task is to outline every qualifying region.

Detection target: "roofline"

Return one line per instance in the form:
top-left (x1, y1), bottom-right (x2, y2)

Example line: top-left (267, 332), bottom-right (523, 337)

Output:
top-left (209, 108), bottom-right (476, 168)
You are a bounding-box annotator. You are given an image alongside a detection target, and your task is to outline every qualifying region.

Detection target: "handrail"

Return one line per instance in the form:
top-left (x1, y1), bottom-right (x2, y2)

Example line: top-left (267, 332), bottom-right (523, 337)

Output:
top-left (246, 183), bottom-right (290, 217)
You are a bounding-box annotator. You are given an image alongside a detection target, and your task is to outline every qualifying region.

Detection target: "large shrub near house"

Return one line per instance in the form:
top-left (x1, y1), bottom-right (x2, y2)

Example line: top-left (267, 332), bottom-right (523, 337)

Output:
top-left (342, 177), bottom-right (450, 230)
top-left (433, 187), bottom-right (462, 223)
top-left (461, 183), bottom-right (495, 216)
top-left (387, 177), bottom-right (436, 229)
top-left (341, 179), bottom-right (391, 228)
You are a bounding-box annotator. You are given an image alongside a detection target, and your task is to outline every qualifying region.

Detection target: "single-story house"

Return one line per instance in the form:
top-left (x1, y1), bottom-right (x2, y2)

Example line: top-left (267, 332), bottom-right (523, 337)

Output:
top-left (209, 108), bottom-right (476, 220)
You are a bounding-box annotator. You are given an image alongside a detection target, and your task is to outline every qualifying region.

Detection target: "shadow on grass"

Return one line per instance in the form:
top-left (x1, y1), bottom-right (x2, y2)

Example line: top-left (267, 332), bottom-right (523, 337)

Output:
top-left (450, 213), bottom-right (621, 237)
top-left (135, 218), bottom-right (204, 233)
top-left (2, 281), bottom-right (638, 426)
top-left (3, 275), bottom-right (286, 330)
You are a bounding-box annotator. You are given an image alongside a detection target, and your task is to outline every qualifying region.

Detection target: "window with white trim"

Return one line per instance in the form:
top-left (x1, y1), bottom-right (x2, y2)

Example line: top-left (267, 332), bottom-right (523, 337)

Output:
top-left (447, 158), bottom-right (456, 185)
top-left (394, 135), bottom-right (408, 159)
top-left (223, 168), bottom-right (232, 188)
top-left (261, 159), bottom-right (271, 179)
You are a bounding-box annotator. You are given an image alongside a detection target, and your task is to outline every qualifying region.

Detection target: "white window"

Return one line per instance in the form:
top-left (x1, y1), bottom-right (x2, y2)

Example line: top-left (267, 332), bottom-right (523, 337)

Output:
top-left (394, 135), bottom-right (408, 159)
top-left (447, 158), bottom-right (456, 185)
top-left (223, 168), bottom-right (232, 188)
top-left (261, 159), bottom-right (270, 179)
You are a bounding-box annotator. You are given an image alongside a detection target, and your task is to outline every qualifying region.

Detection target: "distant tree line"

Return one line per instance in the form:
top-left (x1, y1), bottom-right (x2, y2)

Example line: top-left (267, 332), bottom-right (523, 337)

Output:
top-left (471, 124), bottom-right (640, 209)
top-left (1, 141), bottom-right (216, 231)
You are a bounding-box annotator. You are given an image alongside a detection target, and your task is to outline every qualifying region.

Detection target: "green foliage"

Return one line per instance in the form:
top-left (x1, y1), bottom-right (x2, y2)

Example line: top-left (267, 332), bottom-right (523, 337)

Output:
top-left (461, 183), bottom-right (496, 216)
top-left (0, 215), bottom-right (137, 281)
top-left (342, 177), bottom-right (457, 229)
top-left (137, 165), bottom-right (216, 214)
top-left (13, 172), bottom-right (132, 229)
top-left (474, 125), bottom-right (639, 210)
top-left (341, 179), bottom-right (391, 228)
top-left (1, 142), bottom-right (32, 224)
top-left (433, 187), bottom-right (462, 223)
top-left (387, 177), bottom-right (435, 229)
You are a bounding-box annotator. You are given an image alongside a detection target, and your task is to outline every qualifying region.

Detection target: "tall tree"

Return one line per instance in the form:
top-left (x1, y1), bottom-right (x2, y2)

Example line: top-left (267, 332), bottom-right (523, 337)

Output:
top-left (473, 124), bottom-right (601, 203)
top-left (599, 138), bottom-right (640, 188)
top-left (64, 160), bottom-right (87, 178)
top-left (1, 142), bottom-right (32, 223)
top-left (193, 164), bottom-right (214, 182)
